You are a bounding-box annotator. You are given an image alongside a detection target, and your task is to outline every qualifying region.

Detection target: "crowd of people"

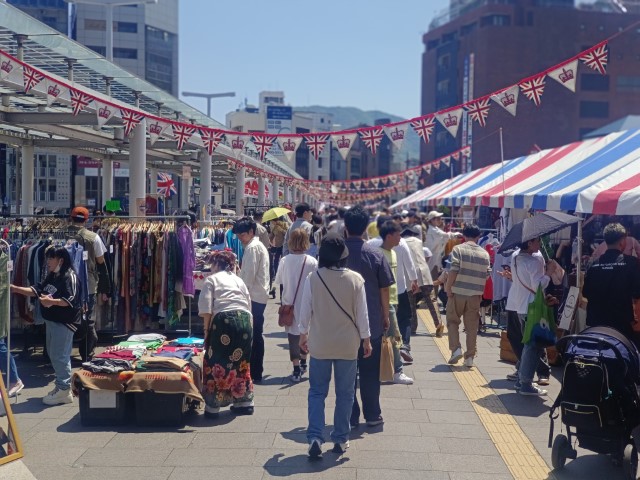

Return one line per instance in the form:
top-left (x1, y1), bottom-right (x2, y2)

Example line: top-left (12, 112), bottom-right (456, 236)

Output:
top-left (4, 201), bottom-right (640, 462)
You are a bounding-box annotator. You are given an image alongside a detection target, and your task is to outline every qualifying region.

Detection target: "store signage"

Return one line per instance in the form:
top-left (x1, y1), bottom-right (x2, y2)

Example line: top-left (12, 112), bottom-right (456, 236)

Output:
top-left (244, 178), bottom-right (270, 198)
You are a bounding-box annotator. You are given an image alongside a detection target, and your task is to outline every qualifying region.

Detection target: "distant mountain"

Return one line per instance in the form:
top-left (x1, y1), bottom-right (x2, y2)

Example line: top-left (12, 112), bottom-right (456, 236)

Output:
top-left (293, 105), bottom-right (421, 163)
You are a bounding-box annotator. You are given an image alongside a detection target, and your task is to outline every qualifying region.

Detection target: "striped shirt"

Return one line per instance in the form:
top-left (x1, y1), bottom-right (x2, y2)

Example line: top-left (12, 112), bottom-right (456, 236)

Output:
top-left (449, 241), bottom-right (491, 296)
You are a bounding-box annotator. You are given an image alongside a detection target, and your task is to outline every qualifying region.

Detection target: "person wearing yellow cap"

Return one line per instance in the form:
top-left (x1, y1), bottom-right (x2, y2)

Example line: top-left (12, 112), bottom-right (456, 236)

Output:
top-left (69, 206), bottom-right (110, 361)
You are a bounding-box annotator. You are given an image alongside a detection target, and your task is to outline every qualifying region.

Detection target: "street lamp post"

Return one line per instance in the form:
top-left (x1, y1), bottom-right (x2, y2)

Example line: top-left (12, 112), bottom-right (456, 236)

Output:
top-left (181, 91), bottom-right (236, 118)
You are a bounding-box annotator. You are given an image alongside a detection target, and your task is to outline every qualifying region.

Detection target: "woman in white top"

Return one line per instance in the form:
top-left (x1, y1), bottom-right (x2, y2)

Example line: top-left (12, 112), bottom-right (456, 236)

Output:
top-left (274, 228), bottom-right (318, 382)
top-left (198, 250), bottom-right (254, 418)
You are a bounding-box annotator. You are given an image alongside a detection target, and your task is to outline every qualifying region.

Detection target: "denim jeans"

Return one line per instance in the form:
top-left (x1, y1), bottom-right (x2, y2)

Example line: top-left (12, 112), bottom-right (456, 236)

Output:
top-left (45, 320), bottom-right (74, 390)
top-left (0, 337), bottom-right (20, 385)
top-left (507, 311), bottom-right (550, 378)
top-left (519, 342), bottom-right (545, 386)
top-left (385, 305), bottom-right (403, 374)
top-left (351, 335), bottom-right (382, 424)
top-left (250, 301), bottom-right (267, 380)
top-left (307, 357), bottom-right (357, 444)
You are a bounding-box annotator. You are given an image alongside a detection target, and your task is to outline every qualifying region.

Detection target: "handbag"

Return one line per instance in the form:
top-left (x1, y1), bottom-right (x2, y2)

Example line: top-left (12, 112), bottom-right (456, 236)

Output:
top-left (278, 257), bottom-right (307, 327)
top-left (380, 336), bottom-right (395, 382)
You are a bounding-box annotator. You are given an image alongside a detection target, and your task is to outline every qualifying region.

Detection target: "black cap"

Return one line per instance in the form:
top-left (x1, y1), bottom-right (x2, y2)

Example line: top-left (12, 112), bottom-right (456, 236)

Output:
top-left (319, 232), bottom-right (349, 263)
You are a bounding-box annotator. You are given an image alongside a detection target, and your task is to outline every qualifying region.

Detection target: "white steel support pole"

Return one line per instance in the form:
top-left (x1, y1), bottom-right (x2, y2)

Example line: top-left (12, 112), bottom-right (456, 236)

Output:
top-left (102, 158), bottom-right (113, 206)
top-left (235, 165), bottom-right (245, 217)
top-left (283, 184), bottom-right (289, 204)
top-left (180, 177), bottom-right (190, 210)
top-left (129, 118), bottom-right (146, 217)
top-left (148, 167), bottom-right (157, 195)
top-left (272, 177), bottom-right (279, 205)
top-left (105, 4), bottom-right (114, 62)
top-left (257, 176), bottom-right (265, 206)
top-left (199, 152), bottom-right (212, 221)
top-left (21, 143), bottom-right (34, 215)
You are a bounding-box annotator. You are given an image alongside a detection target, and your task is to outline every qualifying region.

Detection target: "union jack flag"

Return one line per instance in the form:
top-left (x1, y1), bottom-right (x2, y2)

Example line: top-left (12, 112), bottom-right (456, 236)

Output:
top-left (359, 127), bottom-right (384, 155)
top-left (464, 98), bottom-right (491, 127)
top-left (251, 134), bottom-right (275, 160)
top-left (411, 116), bottom-right (436, 143)
top-left (172, 124), bottom-right (197, 150)
top-left (120, 109), bottom-right (145, 137)
top-left (302, 134), bottom-right (329, 160)
top-left (580, 43), bottom-right (608, 75)
top-left (70, 89), bottom-right (93, 115)
top-left (519, 75), bottom-right (546, 107)
top-left (23, 66), bottom-right (44, 94)
top-left (199, 128), bottom-right (224, 155)
top-left (157, 172), bottom-right (177, 197)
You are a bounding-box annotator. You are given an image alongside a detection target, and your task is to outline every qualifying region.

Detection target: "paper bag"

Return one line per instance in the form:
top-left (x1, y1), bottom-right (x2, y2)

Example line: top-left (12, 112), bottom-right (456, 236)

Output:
top-left (380, 336), bottom-right (395, 382)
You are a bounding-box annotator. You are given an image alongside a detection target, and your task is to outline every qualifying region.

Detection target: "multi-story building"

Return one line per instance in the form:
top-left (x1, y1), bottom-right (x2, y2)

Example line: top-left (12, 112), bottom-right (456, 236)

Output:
top-left (421, 0), bottom-right (640, 182)
top-left (4, 0), bottom-right (179, 212)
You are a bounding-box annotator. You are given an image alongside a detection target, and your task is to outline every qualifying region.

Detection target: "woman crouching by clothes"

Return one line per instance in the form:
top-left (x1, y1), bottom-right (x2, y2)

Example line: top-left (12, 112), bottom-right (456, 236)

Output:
top-left (198, 250), bottom-right (255, 418)
top-left (11, 247), bottom-right (82, 406)
top-left (298, 232), bottom-right (372, 459)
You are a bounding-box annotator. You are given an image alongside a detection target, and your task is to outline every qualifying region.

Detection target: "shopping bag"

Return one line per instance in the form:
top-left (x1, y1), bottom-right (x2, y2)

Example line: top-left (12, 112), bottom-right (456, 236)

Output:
top-left (522, 285), bottom-right (557, 347)
top-left (380, 336), bottom-right (395, 382)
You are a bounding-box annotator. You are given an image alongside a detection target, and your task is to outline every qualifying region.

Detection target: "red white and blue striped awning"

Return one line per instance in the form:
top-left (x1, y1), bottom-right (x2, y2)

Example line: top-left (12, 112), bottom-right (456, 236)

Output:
top-left (404, 129), bottom-right (640, 215)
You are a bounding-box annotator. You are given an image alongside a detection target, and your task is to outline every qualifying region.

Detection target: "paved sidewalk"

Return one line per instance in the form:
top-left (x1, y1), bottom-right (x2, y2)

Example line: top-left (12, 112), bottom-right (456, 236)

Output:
top-left (0, 299), bottom-right (631, 480)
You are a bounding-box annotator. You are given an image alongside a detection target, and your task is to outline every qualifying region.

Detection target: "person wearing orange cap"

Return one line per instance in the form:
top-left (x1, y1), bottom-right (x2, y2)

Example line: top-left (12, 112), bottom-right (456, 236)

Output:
top-left (69, 206), bottom-right (110, 361)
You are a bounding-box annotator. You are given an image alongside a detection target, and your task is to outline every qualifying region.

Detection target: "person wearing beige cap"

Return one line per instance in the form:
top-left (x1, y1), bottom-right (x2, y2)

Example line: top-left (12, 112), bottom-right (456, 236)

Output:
top-left (69, 206), bottom-right (110, 361)
top-left (425, 211), bottom-right (461, 311)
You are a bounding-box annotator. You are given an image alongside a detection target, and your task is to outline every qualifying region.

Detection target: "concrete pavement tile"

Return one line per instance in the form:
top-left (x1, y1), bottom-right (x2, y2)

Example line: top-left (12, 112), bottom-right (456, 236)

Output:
top-left (22, 446), bottom-right (87, 466)
top-left (193, 432), bottom-right (276, 449)
top-left (377, 408), bottom-right (429, 423)
top-left (419, 423), bottom-right (490, 439)
top-left (412, 399), bottom-right (474, 412)
top-left (25, 430), bottom-right (117, 448)
top-left (427, 453), bottom-right (510, 474)
top-left (23, 464), bottom-right (80, 480)
top-left (265, 418), bottom-right (308, 433)
top-left (362, 421), bottom-right (423, 436)
top-left (379, 397), bottom-right (414, 410)
top-left (448, 473), bottom-right (514, 480)
top-left (254, 448), bottom-right (352, 470)
top-left (379, 385), bottom-right (422, 398)
top-left (253, 385), bottom-right (294, 396)
top-left (248, 405), bottom-right (286, 419)
top-left (0, 460), bottom-right (38, 480)
top-left (105, 431), bottom-right (197, 448)
top-left (419, 389), bottom-right (469, 401)
top-left (426, 410), bottom-right (482, 425)
top-left (274, 395), bottom-right (311, 407)
top-left (340, 450), bottom-right (431, 470)
top-left (186, 416), bottom-right (268, 432)
top-left (435, 437), bottom-right (500, 455)
top-left (352, 434), bottom-right (439, 453)
top-left (167, 466), bottom-right (264, 480)
top-left (164, 447), bottom-right (257, 466)
top-left (264, 467), bottom-right (357, 479)
top-left (74, 447), bottom-right (172, 467)
top-left (272, 432), bottom-right (308, 450)
top-left (412, 380), bottom-right (463, 390)
top-left (69, 466), bottom-right (174, 480)
top-left (411, 371), bottom-right (457, 382)
top-left (253, 395), bottom-right (278, 406)
top-left (355, 469), bottom-right (448, 480)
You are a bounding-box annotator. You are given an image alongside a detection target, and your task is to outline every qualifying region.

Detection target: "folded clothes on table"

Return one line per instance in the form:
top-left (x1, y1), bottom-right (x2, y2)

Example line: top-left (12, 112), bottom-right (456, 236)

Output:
top-left (166, 337), bottom-right (204, 347)
top-left (153, 349), bottom-right (194, 361)
top-left (135, 356), bottom-right (191, 372)
top-left (82, 358), bottom-right (133, 373)
top-left (96, 348), bottom-right (144, 361)
top-left (127, 333), bottom-right (166, 343)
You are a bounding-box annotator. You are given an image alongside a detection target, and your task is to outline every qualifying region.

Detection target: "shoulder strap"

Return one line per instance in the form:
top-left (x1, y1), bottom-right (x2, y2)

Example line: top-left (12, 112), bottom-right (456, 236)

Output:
top-left (317, 270), bottom-right (359, 333)
top-left (513, 255), bottom-right (536, 295)
top-left (291, 257), bottom-right (307, 304)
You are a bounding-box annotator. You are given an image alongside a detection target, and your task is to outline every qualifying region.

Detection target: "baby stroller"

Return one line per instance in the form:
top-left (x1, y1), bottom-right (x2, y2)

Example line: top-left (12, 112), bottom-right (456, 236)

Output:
top-left (549, 326), bottom-right (640, 478)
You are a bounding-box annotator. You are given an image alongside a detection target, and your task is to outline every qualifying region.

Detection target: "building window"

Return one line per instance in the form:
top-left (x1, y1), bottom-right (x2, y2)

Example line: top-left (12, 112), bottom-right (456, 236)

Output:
top-left (113, 48), bottom-right (138, 59)
top-left (427, 39), bottom-right (440, 51)
top-left (581, 74), bottom-right (609, 91)
top-left (85, 19), bottom-right (106, 31)
top-left (117, 22), bottom-right (138, 33)
top-left (351, 157), bottom-right (361, 174)
top-left (318, 157), bottom-right (323, 169)
top-left (580, 101), bottom-right (609, 118)
top-left (617, 76), bottom-right (640, 92)
top-left (438, 54), bottom-right (451, 70)
top-left (437, 79), bottom-right (450, 95)
top-left (480, 15), bottom-right (511, 27)
top-left (87, 45), bottom-right (106, 56)
top-left (460, 22), bottom-right (477, 36)
top-left (526, 12), bottom-right (534, 26)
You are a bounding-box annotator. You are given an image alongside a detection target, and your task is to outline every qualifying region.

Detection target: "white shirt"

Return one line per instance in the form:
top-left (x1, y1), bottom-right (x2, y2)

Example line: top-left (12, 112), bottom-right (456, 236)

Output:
top-left (197, 270), bottom-right (251, 317)
top-left (425, 224), bottom-right (457, 270)
top-left (274, 253), bottom-right (318, 335)
top-left (367, 237), bottom-right (418, 294)
top-left (505, 251), bottom-right (550, 314)
top-left (93, 234), bottom-right (107, 258)
top-left (239, 237), bottom-right (270, 304)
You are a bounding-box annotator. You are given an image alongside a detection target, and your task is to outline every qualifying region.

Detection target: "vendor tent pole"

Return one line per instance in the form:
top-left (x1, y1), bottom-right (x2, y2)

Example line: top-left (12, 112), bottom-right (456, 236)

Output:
top-left (576, 216), bottom-right (583, 288)
top-left (499, 128), bottom-right (506, 202)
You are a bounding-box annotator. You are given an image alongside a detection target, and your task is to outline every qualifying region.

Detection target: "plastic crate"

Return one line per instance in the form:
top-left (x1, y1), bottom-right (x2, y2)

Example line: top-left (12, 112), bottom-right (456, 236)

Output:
top-left (78, 388), bottom-right (130, 426)
top-left (134, 391), bottom-right (186, 427)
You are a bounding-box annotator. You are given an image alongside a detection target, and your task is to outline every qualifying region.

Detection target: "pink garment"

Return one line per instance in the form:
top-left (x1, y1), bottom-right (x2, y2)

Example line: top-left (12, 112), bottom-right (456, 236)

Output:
top-left (178, 225), bottom-right (196, 296)
top-left (592, 236), bottom-right (640, 260)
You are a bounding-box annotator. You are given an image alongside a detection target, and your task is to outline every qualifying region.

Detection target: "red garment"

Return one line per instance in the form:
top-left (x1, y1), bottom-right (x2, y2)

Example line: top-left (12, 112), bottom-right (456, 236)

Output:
top-left (95, 349), bottom-right (138, 361)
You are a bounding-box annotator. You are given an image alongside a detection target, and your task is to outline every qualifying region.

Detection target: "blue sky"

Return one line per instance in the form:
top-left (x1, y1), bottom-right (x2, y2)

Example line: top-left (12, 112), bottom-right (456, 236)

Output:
top-left (178, 0), bottom-right (448, 123)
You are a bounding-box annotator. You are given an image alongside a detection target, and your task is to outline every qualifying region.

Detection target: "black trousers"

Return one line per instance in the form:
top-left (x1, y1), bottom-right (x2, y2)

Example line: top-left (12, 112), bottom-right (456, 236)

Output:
top-left (250, 301), bottom-right (267, 381)
top-left (351, 335), bottom-right (382, 423)
top-left (397, 292), bottom-right (412, 346)
top-left (506, 310), bottom-right (550, 377)
top-left (79, 294), bottom-right (98, 362)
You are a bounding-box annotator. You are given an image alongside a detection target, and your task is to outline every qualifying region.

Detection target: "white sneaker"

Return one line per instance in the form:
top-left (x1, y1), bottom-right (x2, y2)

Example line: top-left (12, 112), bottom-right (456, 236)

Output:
top-left (464, 357), bottom-right (474, 368)
top-left (42, 387), bottom-right (73, 406)
top-left (308, 438), bottom-right (323, 459)
top-left (393, 372), bottom-right (414, 384)
top-left (8, 380), bottom-right (24, 398)
top-left (332, 441), bottom-right (349, 454)
top-left (448, 347), bottom-right (463, 364)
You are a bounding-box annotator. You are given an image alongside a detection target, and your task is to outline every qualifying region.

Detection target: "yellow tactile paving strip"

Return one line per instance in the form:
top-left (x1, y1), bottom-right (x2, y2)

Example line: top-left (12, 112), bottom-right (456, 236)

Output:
top-left (418, 309), bottom-right (556, 480)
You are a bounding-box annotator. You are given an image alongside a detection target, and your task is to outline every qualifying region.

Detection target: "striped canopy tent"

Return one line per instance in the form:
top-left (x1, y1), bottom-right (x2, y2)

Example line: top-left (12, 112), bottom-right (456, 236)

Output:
top-left (421, 129), bottom-right (640, 214)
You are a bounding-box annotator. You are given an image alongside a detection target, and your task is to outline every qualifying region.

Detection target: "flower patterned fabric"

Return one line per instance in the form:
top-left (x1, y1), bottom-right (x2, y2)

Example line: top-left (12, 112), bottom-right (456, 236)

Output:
top-left (202, 310), bottom-right (254, 409)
